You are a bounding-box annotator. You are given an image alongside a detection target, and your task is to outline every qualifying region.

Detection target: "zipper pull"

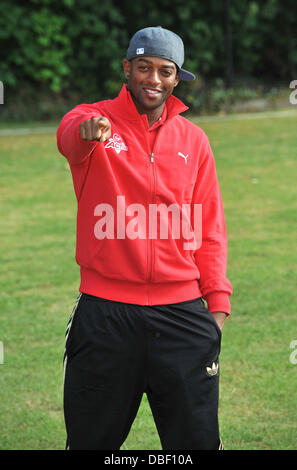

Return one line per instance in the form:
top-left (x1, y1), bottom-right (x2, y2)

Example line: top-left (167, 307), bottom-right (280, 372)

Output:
top-left (150, 152), bottom-right (154, 163)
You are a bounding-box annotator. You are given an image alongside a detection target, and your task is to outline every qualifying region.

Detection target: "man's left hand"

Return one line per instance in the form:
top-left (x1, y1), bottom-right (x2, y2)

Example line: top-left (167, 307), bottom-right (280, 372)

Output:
top-left (212, 312), bottom-right (228, 332)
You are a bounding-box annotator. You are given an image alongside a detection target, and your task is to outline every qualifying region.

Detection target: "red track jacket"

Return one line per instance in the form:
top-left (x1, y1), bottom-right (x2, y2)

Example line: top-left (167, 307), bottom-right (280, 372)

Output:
top-left (57, 84), bottom-right (232, 314)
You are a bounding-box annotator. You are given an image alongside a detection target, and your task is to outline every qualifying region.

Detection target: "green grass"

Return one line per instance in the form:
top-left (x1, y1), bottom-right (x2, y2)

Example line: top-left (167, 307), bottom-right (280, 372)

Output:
top-left (0, 113), bottom-right (296, 450)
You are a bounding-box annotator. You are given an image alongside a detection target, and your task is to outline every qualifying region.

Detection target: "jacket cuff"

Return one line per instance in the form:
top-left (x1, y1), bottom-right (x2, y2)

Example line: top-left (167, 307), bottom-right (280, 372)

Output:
top-left (204, 292), bottom-right (231, 316)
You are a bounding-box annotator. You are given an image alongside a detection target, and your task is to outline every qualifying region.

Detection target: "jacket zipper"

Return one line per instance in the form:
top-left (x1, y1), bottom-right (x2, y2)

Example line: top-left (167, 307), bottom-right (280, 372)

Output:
top-left (146, 123), bottom-right (168, 304)
top-left (144, 120), bottom-right (170, 305)
top-left (147, 151), bottom-right (155, 302)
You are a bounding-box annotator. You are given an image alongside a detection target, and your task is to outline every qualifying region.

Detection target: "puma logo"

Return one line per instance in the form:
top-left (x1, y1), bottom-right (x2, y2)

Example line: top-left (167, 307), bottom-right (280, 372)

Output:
top-left (178, 152), bottom-right (189, 164)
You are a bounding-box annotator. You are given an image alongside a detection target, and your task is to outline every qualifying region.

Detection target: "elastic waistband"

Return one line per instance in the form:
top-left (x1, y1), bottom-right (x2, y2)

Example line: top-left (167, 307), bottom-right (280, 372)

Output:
top-left (79, 268), bottom-right (202, 306)
top-left (81, 292), bottom-right (204, 308)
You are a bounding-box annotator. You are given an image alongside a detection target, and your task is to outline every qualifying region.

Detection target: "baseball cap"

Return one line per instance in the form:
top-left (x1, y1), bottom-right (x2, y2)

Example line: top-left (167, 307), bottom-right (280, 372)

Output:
top-left (126, 26), bottom-right (196, 81)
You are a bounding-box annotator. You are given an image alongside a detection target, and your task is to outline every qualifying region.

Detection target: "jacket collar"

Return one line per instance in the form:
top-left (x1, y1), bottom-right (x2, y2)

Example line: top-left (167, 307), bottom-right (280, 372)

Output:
top-left (105, 84), bottom-right (188, 123)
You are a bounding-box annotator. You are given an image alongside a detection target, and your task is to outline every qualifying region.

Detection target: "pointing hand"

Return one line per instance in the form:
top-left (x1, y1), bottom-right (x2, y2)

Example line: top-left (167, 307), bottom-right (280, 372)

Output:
top-left (79, 116), bottom-right (111, 142)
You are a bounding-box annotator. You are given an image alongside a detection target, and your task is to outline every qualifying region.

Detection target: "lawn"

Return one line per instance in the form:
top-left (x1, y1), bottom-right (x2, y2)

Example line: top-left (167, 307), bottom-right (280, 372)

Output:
top-left (0, 110), bottom-right (296, 450)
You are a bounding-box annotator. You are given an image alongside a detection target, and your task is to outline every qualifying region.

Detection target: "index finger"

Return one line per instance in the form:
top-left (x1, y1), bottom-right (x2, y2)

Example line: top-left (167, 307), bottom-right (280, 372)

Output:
top-left (94, 117), bottom-right (110, 141)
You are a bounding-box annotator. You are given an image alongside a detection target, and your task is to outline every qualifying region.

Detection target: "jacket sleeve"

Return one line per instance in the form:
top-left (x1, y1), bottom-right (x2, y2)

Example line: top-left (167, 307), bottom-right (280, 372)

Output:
top-left (193, 133), bottom-right (232, 315)
top-left (56, 104), bottom-right (103, 165)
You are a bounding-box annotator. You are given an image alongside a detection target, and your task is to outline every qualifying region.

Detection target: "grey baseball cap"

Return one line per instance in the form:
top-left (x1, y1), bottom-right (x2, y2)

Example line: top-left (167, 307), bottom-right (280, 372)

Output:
top-left (126, 26), bottom-right (196, 81)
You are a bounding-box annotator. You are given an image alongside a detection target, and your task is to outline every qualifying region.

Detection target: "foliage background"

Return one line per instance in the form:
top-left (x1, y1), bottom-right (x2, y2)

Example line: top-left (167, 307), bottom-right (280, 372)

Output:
top-left (0, 0), bottom-right (296, 121)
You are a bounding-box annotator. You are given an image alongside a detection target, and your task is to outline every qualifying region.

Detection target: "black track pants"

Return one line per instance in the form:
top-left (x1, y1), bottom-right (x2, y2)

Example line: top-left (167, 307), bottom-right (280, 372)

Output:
top-left (63, 293), bottom-right (223, 450)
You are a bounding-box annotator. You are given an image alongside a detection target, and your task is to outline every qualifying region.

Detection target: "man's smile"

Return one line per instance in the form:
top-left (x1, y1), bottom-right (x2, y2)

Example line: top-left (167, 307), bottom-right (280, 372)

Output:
top-left (142, 87), bottom-right (162, 98)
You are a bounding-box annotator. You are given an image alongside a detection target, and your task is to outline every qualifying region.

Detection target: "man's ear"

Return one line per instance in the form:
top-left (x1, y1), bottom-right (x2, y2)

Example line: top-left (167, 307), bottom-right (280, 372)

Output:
top-left (174, 76), bottom-right (180, 88)
top-left (123, 59), bottom-right (131, 80)
top-left (174, 67), bottom-right (180, 87)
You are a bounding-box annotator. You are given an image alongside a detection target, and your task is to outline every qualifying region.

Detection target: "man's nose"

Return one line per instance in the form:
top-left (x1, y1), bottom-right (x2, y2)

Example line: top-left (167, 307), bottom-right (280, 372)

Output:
top-left (147, 69), bottom-right (161, 86)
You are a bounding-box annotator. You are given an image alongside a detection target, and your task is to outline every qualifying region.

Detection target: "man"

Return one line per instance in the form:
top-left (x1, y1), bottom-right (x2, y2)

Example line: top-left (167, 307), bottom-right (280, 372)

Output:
top-left (57, 26), bottom-right (232, 450)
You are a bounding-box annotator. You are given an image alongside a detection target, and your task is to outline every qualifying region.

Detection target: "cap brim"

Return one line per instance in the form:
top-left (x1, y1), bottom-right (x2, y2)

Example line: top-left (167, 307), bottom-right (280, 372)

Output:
top-left (178, 68), bottom-right (196, 81)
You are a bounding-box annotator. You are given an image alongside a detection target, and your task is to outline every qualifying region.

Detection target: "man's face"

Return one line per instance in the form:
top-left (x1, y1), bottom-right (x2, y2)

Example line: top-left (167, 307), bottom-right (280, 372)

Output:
top-left (123, 56), bottom-right (179, 114)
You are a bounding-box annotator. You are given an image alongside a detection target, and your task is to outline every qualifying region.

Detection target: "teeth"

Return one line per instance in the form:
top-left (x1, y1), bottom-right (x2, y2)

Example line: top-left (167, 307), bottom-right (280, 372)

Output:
top-left (144, 89), bottom-right (159, 94)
